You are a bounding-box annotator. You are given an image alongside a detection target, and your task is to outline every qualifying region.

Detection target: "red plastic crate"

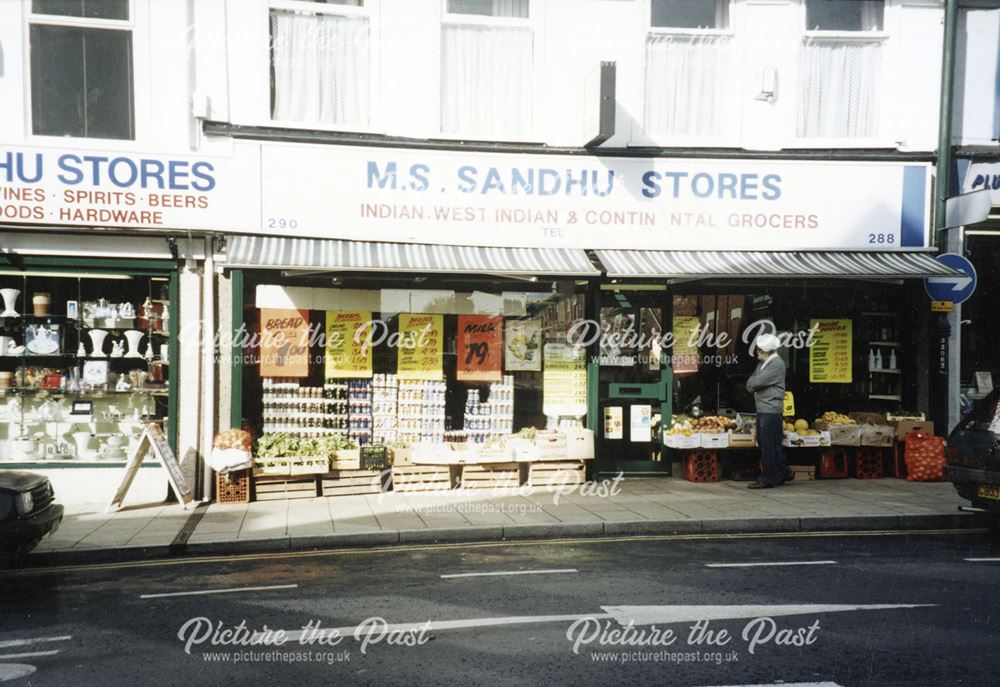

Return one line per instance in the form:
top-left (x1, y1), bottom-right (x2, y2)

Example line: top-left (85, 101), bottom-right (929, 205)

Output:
top-left (819, 448), bottom-right (850, 479)
top-left (684, 450), bottom-right (720, 483)
top-left (853, 447), bottom-right (884, 479)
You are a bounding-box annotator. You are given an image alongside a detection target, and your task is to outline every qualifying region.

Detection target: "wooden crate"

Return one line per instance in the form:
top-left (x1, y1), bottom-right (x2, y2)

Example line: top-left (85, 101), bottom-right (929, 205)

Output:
top-left (789, 464), bottom-right (816, 481)
top-left (390, 465), bottom-right (455, 492)
top-left (529, 461), bottom-right (587, 488)
top-left (253, 475), bottom-right (319, 501)
top-left (458, 463), bottom-right (525, 489)
top-left (321, 469), bottom-right (388, 497)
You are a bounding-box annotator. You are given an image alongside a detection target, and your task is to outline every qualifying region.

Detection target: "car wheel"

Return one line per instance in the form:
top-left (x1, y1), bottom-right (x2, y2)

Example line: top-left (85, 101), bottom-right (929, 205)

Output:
top-left (0, 539), bottom-right (41, 568)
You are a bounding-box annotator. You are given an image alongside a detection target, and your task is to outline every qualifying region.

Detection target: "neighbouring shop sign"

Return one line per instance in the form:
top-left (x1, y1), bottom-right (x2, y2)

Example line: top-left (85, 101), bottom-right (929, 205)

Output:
top-left (672, 316), bottom-right (700, 375)
top-left (456, 315), bottom-right (502, 382)
top-left (505, 319), bottom-right (541, 372)
top-left (542, 343), bottom-right (587, 417)
top-left (397, 313), bottom-right (444, 380)
top-left (325, 310), bottom-right (373, 378)
top-left (260, 308), bottom-right (310, 378)
top-left (0, 144), bottom-right (257, 231)
top-left (809, 319), bottom-right (853, 384)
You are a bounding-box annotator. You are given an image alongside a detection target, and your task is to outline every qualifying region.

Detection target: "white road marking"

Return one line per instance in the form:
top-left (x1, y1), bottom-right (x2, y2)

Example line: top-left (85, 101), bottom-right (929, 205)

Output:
top-left (140, 584), bottom-right (298, 599)
top-left (698, 683), bottom-right (844, 687)
top-left (0, 664), bottom-right (37, 682)
top-left (705, 560), bottom-right (837, 568)
top-left (0, 636), bottom-right (71, 649)
top-left (441, 568), bottom-right (578, 579)
top-left (603, 604), bottom-right (935, 626)
top-left (0, 651), bottom-right (59, 660)
top-left (964, 557), bottom-right (1000, 562)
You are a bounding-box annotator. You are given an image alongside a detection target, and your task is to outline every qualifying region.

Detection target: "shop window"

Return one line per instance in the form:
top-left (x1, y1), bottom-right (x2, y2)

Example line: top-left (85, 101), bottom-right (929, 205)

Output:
top-left (798, 0), bottom-right (886, 139)
top-left (29, 0), bottom-right (134, 139)
top-left (269, 0), bottom-right (371, 127)
top-left (643, 0), bottom-right (732, 138)
top-left (441, 0), bottom-right (533, 137)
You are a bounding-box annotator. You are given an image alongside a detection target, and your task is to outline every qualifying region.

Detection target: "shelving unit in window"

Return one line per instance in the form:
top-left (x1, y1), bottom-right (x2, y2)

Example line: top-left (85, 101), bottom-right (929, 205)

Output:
top-left (859, 311), bottom-right (903, 406)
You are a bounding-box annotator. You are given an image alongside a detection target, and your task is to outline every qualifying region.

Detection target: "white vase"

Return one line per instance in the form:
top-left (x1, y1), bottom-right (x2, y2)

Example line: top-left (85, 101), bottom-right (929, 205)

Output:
top-left (0, 288), bottom-right (19, 317)
top-left (88, 329), bottom-right (109, 357)
top-left (72, 431), bottom-right (93, 460)
top-left (124, 330), bottom-right (144, 358)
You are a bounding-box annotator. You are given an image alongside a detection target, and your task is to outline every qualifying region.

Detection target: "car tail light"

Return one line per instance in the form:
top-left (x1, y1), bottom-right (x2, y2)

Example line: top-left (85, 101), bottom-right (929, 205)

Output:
top-left (15, 491), bottom-right (33, 516)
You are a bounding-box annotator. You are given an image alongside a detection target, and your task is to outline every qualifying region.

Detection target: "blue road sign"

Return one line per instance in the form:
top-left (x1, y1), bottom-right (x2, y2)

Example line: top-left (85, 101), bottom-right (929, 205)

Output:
top-left (924, 253), bottom-right (977, 304)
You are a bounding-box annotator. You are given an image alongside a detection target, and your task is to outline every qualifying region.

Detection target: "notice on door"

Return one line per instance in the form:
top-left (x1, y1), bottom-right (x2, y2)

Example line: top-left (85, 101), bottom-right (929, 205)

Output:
top-left (809, 319), bottom-right (852, 383)
top-left (604, 406), bottom-right (623, 440)
top-left (542, 344), bottom-right (587, 417)
top-left (630, 404), bottom-right (652, 443)
top-left (397, 313), bottom-right (444, 380)
top-left (260, 308), bottom-right (310, 378)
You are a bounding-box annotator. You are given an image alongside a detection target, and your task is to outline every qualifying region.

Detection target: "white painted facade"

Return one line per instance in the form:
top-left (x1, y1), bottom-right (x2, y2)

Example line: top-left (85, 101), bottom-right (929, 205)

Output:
top-left (0, 0), bottom-right (963, 153)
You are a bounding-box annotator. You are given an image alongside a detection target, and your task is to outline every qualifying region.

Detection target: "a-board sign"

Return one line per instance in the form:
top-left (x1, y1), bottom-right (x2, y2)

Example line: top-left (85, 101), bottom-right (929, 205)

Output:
top-left (108, 423), bottom-right (195, 512)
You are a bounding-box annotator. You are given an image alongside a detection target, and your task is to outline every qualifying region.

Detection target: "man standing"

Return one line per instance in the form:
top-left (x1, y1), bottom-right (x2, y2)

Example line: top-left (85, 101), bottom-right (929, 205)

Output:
top-left (746, 333), bottom-right (793, 489)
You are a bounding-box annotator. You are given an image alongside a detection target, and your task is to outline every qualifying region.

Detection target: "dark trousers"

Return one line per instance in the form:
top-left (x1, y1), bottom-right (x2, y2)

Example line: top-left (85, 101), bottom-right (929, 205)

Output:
top-left (756, 412), bottom-right (790, 486)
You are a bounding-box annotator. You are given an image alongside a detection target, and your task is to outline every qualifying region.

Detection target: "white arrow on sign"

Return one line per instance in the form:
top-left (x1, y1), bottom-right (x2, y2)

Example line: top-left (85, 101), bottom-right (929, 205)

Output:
top-left (926, 275), bottom-right (973, 292)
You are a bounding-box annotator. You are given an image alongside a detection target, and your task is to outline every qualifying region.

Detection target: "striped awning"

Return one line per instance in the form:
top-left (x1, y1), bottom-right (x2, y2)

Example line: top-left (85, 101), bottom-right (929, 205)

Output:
top-left (225, 236), bottom-right (600, 276)
top-left (594, 250), bottom-right (964, 280)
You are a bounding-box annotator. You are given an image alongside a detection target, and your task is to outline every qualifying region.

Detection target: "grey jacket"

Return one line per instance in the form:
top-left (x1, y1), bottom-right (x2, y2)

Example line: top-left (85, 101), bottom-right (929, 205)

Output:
top-left (746, 355), bottom-right (786, 414)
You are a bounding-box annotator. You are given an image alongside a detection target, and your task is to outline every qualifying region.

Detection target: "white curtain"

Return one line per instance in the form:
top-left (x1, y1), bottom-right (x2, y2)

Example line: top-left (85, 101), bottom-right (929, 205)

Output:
top-left (798, 40), bottom-right (881, 138)
top-left (491, 0), bottom-right (528, 18)
top-left (644, 33), bottom-right (731, 137)
top-left (271, 10), bottom-right (370, 126)
top-left (441, 24), bottom-right (532, 136)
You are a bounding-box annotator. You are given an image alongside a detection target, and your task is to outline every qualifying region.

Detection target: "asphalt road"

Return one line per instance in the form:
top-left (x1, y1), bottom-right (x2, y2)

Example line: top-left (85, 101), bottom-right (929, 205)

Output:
top-left (1, 529), bottom-right (998, 687)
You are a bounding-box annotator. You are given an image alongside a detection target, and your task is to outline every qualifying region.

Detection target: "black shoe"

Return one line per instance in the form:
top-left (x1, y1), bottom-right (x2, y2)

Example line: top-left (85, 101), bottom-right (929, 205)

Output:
top-left (747, 481), bottom-right (773, 489)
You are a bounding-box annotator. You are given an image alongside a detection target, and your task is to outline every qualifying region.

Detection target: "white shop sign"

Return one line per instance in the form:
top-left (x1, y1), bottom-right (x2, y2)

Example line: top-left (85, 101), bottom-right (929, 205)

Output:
top-left (259, 145), bottom-right (930, 250)
top-left (0, 144), bottom-right (258, 232)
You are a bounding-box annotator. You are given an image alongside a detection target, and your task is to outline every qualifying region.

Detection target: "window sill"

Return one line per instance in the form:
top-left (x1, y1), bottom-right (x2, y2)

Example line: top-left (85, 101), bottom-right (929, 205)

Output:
top-left (790, 138), bottom-right (900, 149)
top-left (802, 31), bottom-right (889, 42)
top-left (648, 28), bottom-right (734, 38)
top-left (26, 135), bottom-right (146, 151)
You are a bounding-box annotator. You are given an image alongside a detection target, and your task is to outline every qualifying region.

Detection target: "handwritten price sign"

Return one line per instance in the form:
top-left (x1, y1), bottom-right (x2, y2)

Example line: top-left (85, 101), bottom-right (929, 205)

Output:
top-left (397, 313), bottom-right (444, 380)
top-left (325, 310), bottom-right (373, 378)
top-left (457, 315), bottom-right (502, 382)
top-left (809, 319), bottom-right (853, 384)
top-left (260, 308), bottom-right (310, 378)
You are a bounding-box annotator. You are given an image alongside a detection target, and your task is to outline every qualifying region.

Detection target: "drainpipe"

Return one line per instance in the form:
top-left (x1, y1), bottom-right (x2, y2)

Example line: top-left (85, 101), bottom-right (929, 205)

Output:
top-left (201, 236), bottom-right (216, 501)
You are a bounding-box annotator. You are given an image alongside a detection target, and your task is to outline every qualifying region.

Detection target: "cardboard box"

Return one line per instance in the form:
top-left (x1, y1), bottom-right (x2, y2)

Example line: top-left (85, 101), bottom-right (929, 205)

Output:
top-left (700, 432), bottom-right (730, 449)
top-left (790, 465), bottom-right (816, 481)
top-left (861, 425), bottom-right (896, 447)
top-left (783, 432), bottom-right (821, 448)
top-left (566, 428), bottom-right (596, 460)
top-left (727, 431), bottom-right (756, 449)
top-left (849, 411), bottom-right (889, 426)
top-left (816, 423), bottom-right (862, 446)
top-left (894, 420), bottom-right (935, 438)
top-left (665, 434), bottom-right (701, 449)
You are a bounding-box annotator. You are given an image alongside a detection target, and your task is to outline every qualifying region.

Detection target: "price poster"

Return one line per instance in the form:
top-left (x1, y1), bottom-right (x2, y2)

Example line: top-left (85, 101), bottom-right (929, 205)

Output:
top-left (671, 316), bottom-right (700, 375)
top-left (325, 310), bottom-right (373, 378)
top-left (457, 315), bottom-right (502, 382)
top-left (604, 406), bottom-right (623, 440)
top-left (260, 308), bottom-right (310, 378)
top-left (630, 404), bottom-right (652, 443)
top-left (809, 319), bottom-right (853, 383)
top-left (542, 343), bottom-right (587, 417)
top-left (397, 313), bottom-right (444, 380)
top-left (505, 319), bottom-right (541, 372)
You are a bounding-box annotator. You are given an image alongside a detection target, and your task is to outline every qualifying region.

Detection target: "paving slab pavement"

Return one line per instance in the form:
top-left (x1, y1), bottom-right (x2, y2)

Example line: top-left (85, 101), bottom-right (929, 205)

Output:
top-left (25, 477), bottom-right (985, 566)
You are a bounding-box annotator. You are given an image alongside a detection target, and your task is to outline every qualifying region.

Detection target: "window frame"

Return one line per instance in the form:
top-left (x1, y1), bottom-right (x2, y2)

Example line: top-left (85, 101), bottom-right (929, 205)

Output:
top-left (25, 0), bottom-right (139, 144)
top-left (437, 0), bottom-right (541, 142)
top-left (632, 0), bottom-right (739, 147)
top-left (794, 0), bottom-right (895, 148)
top-left (266, 0), bottom-right (381, 133)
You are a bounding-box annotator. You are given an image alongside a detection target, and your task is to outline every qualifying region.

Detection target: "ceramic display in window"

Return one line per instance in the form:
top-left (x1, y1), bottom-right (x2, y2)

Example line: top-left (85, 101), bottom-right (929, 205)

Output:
top-left (25, 324), bottom-right (61, 355)
top-left (0, 288), bottom-right (19, 317)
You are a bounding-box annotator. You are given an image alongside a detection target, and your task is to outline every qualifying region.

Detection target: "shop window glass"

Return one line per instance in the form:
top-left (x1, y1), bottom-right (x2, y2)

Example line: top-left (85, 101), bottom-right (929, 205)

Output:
top-left (441, 0), bottom-right (532, 137)
top-left (799, 1), bottom-right (884, 139)
top-left (644, 1), bottom-right (731, 137)
top-left (29, 10), bottom-right (134, 139)
top-left (269, 2), bottom-right (371, 126)
top-left (33, 0), bottom-right (129, 20)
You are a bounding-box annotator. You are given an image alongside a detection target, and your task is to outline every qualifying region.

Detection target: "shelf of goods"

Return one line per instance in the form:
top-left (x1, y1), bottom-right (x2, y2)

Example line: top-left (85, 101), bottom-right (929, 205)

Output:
top-left (0, 298), bottom-right (169, 467)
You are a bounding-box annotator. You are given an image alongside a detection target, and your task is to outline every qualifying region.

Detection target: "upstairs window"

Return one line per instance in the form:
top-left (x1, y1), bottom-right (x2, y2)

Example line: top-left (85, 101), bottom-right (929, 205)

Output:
top-left (644, 0), bottom-right (733, 138)
top-left (269, 0), bottom-right (371, 127)
top-left (799, 0), bottom-right (886, 139)
top-left (29, 0), bottom-right (135, 140)
top-left (441, 0), bottom-right (533, 138)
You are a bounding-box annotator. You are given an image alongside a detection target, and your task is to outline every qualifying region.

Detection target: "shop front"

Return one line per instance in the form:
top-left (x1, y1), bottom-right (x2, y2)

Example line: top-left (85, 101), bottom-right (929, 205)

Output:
top-left (0, 231), bottom-right (182, 505)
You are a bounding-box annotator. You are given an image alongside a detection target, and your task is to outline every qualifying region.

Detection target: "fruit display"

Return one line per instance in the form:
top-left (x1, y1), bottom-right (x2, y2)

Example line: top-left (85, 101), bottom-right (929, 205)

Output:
top-left (213, 429), bottom-right (252, 452)
top-left (666, 418), bottom-right (695, 436)
top-left (784, 418), bottom-right (820, 436)
top-left (817, 411), bottom-right (855, 425)
top-left (904, 433), bottom-right (946, 482)
top-left (690, 416), bottom-right (737, 433)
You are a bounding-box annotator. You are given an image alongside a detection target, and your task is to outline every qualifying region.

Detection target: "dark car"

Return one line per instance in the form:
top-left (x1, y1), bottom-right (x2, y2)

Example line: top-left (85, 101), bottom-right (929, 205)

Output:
top-left (0, 471), bottom-right (64, 565)
top-left (944, 388), bottom-right (1000, 530)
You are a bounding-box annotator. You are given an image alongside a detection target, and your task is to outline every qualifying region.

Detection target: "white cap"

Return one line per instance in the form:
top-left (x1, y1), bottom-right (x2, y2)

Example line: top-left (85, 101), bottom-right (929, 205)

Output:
top-left (755, 333), bottom-right (781, 352)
